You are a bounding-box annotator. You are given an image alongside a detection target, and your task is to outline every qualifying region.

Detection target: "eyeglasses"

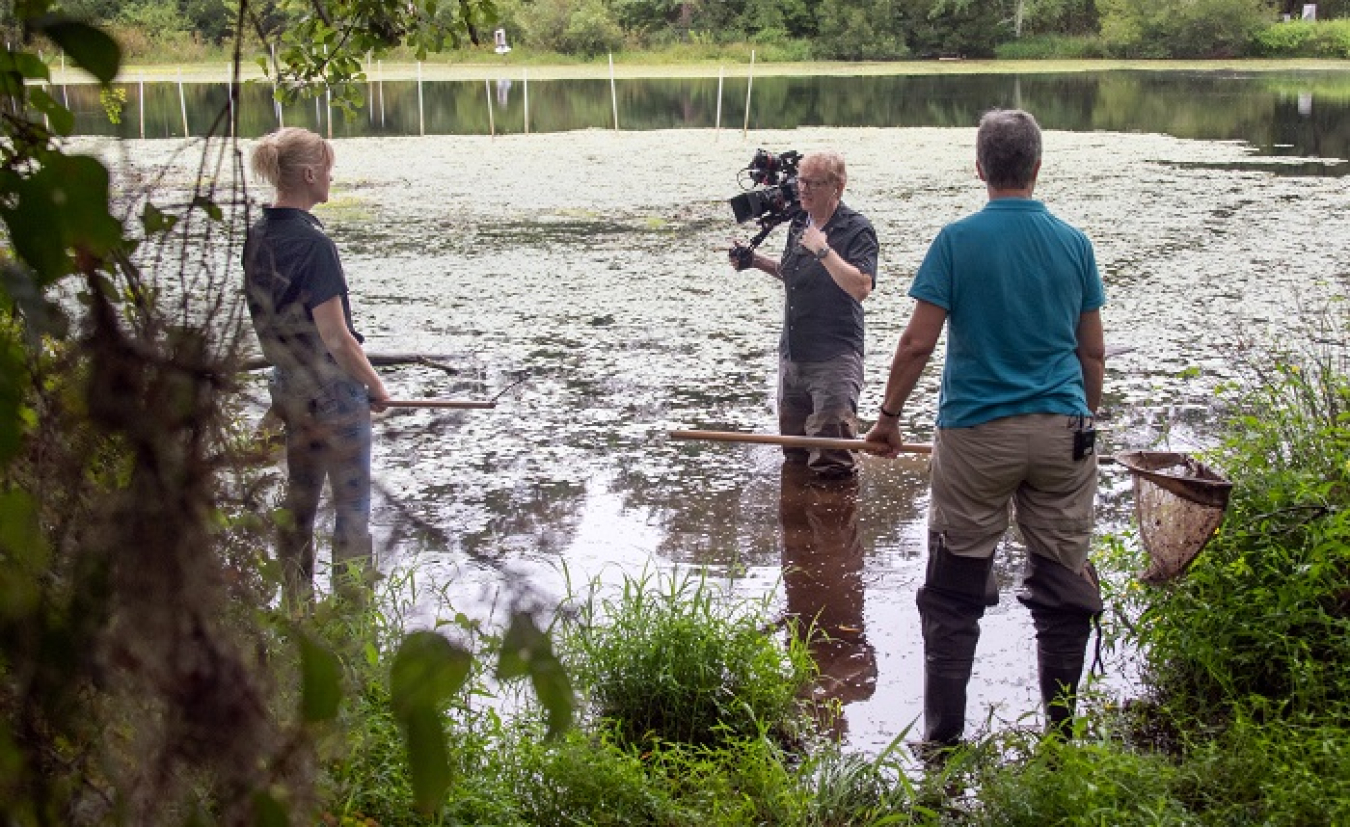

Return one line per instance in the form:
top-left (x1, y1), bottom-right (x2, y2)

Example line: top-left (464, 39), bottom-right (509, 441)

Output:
top-left (798, 177), bottom-right (833, 191)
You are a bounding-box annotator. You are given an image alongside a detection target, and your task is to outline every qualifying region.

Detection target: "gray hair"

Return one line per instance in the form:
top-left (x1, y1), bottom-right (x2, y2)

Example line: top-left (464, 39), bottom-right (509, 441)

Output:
top-left (976, 109), bottom-right (1041, 190)
top-left (250, 127), bottom-right (333, 195)
top-left (802, 150), bottom-right (847, 189)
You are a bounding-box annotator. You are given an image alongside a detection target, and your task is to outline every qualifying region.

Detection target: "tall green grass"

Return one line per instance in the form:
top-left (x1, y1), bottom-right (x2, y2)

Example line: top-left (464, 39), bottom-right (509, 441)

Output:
top-left (558, 569), bottom-right (815, 750)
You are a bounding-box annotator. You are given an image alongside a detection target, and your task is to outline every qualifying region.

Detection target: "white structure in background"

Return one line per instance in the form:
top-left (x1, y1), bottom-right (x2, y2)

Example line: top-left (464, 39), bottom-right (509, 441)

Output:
top-left (1302, 4), bottom-right (1317, 19)
top-left (494, 28), bottom-right (511, 54)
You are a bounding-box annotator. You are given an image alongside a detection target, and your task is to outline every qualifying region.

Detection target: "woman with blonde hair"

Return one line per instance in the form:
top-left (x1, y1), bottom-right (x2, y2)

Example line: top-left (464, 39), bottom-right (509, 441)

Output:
top-left (243, 126), bottom-right (389, 603)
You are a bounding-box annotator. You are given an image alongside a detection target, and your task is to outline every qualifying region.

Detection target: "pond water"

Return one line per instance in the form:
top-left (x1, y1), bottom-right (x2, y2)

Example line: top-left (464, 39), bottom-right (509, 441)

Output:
top-left (62, 69), bottom-right (1350, 172)
top-left (86, 76), bottom-right (1350, 756)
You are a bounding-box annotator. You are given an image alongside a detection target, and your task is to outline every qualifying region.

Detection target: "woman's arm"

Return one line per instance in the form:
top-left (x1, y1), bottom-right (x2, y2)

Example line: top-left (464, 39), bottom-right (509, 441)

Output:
top-left (313, 297), bottom-right (390, 409)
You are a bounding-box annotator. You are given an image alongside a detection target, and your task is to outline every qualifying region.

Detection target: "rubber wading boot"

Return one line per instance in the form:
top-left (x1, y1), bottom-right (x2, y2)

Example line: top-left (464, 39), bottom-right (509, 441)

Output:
top-left (1017, 554), bottom-right (1103, 739)
top-left (915, 533), bottom-right (1000, 748)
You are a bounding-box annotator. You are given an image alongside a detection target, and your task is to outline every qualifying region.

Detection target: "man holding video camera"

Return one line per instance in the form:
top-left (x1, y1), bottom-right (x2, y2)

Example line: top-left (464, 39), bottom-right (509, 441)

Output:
top-left (864, 109), bottom-right (1106, 750)
top-left (730, 150), bottom-right (878, 481)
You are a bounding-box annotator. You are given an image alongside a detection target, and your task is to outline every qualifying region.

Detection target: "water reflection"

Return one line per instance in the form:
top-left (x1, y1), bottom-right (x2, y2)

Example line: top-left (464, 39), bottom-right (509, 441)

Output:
top-left (61, 70), bottom-right (1350, 168)
top-left (778, 463), bottom-right (877, 737)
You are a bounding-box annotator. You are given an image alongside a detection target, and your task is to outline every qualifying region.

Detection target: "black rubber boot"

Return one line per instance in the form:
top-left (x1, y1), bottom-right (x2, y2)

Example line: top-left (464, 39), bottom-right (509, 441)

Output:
top-left (916, 533), bottom-right (999, 748)
top-left (1017, 554), bottom-right (1103, 739)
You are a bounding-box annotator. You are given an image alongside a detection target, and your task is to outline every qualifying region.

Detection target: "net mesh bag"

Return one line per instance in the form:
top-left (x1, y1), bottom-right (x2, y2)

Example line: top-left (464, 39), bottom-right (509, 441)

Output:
top-left (1113, 451), bottom-right (1233, 583)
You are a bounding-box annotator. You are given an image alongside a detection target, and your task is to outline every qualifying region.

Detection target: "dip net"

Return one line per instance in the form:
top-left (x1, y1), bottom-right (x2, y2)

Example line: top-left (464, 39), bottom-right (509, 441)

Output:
top-left (1113, 451), bottom-right (1234, 583)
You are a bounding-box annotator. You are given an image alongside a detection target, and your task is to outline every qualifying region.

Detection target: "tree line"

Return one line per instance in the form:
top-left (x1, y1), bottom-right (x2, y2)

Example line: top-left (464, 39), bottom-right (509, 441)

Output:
top-left (30, 0), bottom-right (1350, 62)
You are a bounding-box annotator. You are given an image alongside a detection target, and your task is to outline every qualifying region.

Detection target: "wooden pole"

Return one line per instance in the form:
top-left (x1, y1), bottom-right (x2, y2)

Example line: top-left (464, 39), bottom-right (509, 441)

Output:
top-left (523, 67), bottom-right (529, 135)
top-left (668, 430), bottom-right (931, 455)
top-left (417, 61), bottom-right (424, 136)
top-left (383, 399), bottom-right (497, 410)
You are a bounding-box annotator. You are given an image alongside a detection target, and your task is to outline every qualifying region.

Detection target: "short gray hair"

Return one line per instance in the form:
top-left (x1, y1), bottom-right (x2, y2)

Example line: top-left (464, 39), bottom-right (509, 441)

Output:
top-left (976, 109), bottom-right (1041, 190)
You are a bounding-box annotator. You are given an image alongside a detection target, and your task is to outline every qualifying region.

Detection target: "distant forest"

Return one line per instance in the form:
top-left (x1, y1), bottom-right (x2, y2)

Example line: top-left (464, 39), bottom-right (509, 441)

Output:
top-left (20, 0), bottom-right (1350, 60)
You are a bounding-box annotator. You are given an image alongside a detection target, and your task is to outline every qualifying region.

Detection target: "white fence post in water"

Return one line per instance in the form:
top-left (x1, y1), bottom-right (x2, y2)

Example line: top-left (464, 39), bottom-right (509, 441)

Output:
top-left (485, 78), bottom-right (495, 137)
top-left (325, 85), bottom-right (333, 138)
top-left (226, 63), bottom-right (234, 137)
top-left (523, 67), bottom-right (530, 135)
top-left (178, 67), bottom-right (189, 137)
top-left (609, 53), bottom-right (619, 131)
top-left (417, 61), bottom-right (424, 136)
top-left (138, 74), bottom-right (145, 139)
top-left (715, 65), bottom-right (724, 134)
top-left (742, 50), bottom-right (755, 139)
top-left (271, 43), bottom-right (283, 128)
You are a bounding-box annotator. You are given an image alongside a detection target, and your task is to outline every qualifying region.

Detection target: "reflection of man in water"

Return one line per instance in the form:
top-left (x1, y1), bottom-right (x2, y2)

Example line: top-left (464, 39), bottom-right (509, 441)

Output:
top-left (779, 463), bottom-right (877, 733)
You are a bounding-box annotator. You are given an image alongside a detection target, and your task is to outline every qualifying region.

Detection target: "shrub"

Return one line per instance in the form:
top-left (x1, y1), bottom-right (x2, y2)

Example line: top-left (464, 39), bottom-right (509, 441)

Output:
top-left (1098, 0), bottom-right (1271, 57)
top-left (559, 570), bottom-right (815, 750)
top-left (1253, 20), bottom-right (1350, 58)
top-left (1128, 315), bottom-right (1350, 719)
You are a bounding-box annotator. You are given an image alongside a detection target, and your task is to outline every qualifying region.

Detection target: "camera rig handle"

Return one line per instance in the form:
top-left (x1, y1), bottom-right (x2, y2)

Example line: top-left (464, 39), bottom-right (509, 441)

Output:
top-left (731, 208), bottom-right (798, 271)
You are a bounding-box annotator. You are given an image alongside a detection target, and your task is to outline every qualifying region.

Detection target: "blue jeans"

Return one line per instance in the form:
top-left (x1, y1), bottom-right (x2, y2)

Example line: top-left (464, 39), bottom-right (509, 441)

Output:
top-left (269, 370), bottom-right (372, 597)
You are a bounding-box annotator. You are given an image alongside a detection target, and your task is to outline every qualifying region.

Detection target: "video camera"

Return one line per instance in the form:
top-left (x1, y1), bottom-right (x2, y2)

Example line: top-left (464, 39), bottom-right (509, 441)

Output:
top-left (728, 149), bottom-right (802, 270)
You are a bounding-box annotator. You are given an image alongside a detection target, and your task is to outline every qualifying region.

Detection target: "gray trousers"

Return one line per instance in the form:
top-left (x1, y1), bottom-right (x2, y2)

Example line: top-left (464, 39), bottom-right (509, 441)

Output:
top-left (777, 351), bottom-right (864, 477)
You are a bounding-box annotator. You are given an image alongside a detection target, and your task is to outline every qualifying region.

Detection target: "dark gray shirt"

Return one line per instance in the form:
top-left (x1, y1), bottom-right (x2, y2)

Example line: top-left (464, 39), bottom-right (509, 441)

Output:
top-left (243, 207), bottom-right (361, 387)
top-left (778, 203), bottom-right (878, 362)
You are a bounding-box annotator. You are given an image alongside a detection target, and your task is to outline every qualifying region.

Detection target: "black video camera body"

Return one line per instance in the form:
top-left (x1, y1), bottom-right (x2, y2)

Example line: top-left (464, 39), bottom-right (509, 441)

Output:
top-left (727, 149), bottom-right (803, 270)
top-left (729, 149), bottom-right (802, 225)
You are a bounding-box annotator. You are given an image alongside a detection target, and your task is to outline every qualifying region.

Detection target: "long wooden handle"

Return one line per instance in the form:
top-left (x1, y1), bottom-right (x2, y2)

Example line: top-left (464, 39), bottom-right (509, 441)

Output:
top-left (668, 429), bottom-right (932, 455)
top-left (382, 399), bottom-right (497, 409)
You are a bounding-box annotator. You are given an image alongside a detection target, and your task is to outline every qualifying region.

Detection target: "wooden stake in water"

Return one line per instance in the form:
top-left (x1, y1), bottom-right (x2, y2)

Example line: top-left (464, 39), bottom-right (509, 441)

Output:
top-left (742, 50), bottom-right (755, 138)
top-left (609, 53), bottom-right (619, 131)
top-left (523, 67), bottom-right (530, 135)
top-left (138, 75), bottom-right (145, 139)
top-left (378, 60), bottom-right (385, 127)
top-left (325, 85), bottom-right (333, 139)
top-left (178, 67), bottom-right (189, 137)
top-left (417, 61), bottom-right (424, 136)
top-left (485, 78), bottom-right (495, 137)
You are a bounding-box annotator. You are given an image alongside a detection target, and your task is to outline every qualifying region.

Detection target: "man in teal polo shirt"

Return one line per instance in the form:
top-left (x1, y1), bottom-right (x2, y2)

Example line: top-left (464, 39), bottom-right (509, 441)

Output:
top-left (866, 109), bottom-right (1107, 749)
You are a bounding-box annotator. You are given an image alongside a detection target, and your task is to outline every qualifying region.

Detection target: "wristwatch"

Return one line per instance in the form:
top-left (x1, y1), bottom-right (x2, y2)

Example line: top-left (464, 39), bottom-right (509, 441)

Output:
top-left (815, 245), bottom-right (831, 261)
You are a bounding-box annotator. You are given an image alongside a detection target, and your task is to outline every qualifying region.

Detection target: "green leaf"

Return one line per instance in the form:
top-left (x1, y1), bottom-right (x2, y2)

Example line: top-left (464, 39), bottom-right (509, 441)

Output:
top-left (496, 611), bottom-right (547, 680)
top-left (531, 656), bottom-right (575, 736)
top-left (251, 791), bottom-right (289, 827)
top-left (191, 196), bottom-right (224, 222)
top-left (496, 612), bottom-right (575, 735)
top-left (298, 635), bottom-right (342, 722)
top-left (0, 337), bottom-right (27, 465)
top-left (389, 631), bottom-right (470, 813)
top-left (403, 706), bottom-right (451, 813)
top-left (0, 488), bottom-right (49, 619)
top-left (390, 630), bottom-right (471, 717)
top-left (141, 202), bottom-right (179, 236)
top-left (28, 87), bottom-right (74, 136)
top-left (37, 17), bottom-right (121, 84)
